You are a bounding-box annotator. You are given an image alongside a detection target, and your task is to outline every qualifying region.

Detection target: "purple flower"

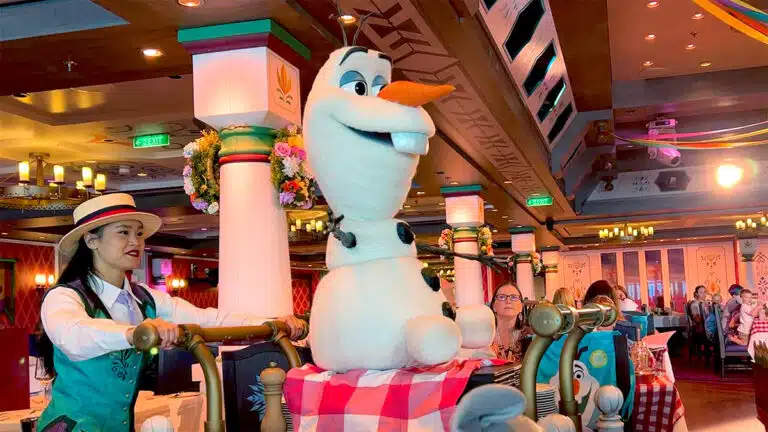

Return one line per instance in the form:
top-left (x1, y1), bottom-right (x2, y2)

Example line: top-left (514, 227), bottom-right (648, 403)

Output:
top-left (301, 200), bottom-right (313, 209)
top-left (192, 199), bottom-right (208, 211)
top-left (292, 147), bottom-right (307, 161)
top-left (274, 141), bottom-right (292, 157)
top-left (183, 165), bottom-right (192, 177)
top-left (279, 191), bottom-right (296, 205)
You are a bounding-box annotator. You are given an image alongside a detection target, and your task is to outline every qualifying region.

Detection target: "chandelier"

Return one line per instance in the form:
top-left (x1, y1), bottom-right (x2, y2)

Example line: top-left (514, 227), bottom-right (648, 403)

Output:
top-left (287, 211), bottom-right (328, 243)
top-left (735, 215), bottom-right (766, 235)
top-left (0, 153), bottom-right (108, 210)
top-left (598, 223), bottom-right (654, 243)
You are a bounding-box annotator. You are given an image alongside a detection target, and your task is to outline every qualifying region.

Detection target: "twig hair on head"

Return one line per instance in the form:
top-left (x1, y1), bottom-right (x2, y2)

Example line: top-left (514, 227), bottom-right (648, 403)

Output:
top-left (327, 0), bottom-right (379, 47)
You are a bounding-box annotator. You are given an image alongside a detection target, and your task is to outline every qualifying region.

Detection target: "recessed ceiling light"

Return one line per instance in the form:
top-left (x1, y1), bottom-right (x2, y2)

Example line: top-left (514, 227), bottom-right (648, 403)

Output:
top-left (501, 215), bottom-right (508, 219)
top-left (39, 236), bottom-right (45, 239)
top-left (491, 208), bottom-right (499, 212)
top-left (0, 232), bottom-right (7, 236)
top-left (403, 205), bottom-right (412, 209)
top-left (142, 48), bottom-right (163, 58)
top-left (643, 60), bottom-right (654, 67)
top-left (645, 34), bottom-right (656, 41)
top-left (137, 172), bottom-right (148, 177)
top-left (86, 160), bottom-right (96, 163)
top-left (416, 191), bottom-right (425, 195)
top-left (503, 180), bottom-right (513, 184)
top-left (647, 1), bottom-right (659, 8)
top-left (700, 61), bottom-right (712, 67)
top-left (201, 227), bottom-right (208, 231)
top-left (178, 0), bottom-right (203, 6)
top-left (12, 93), bottom-right (28, 98)
top-left (438, 202), bottom-right (445, 206)
top-left (685, 43), bottom-right (696, 50)
top-left (677, 238), bottom-right (681, 241)
top-left (692, 12), bottom-right (704, 20)
top-left (449, 181), bottom-right (460, 185)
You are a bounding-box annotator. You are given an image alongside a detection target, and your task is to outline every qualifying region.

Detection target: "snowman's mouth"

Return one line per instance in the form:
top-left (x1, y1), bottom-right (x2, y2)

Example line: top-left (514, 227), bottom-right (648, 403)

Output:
top-left (344, 125), bottom-right (393, 146)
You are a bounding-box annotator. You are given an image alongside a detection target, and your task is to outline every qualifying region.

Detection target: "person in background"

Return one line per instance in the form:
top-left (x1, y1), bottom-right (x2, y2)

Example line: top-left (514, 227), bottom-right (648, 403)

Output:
top-left (552, 287), bottom-right (575, 307)
top-left (590, 294), bottom-right (622, 330)
top-left (705, 293), bottom-right (723, 343)
top-left (689, 285), bottom-right (711, 334)
top-left (490, 282), bottom-right (532, 363)
top-left (722, 284), bottom-right (744, 328)
top-left (730, 289), bottom-right (763, 346)
top-left (583, 280), bottom-right (622, 311)
top-left (615, 285), bottom-right (639, 312)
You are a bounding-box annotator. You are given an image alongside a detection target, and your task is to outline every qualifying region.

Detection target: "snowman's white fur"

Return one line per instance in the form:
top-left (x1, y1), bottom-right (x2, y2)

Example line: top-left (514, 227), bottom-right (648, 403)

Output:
top-left (305, 46), bottom-right (495, 371)
top-left (140, 416), bottom-right (174, 432)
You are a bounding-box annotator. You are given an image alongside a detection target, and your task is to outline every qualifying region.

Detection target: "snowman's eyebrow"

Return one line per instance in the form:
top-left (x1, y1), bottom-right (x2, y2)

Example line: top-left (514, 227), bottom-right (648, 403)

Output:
top-left (340, 47), bottom-right (368, 65)
top-left (378, 53), bottom-right (392, 64)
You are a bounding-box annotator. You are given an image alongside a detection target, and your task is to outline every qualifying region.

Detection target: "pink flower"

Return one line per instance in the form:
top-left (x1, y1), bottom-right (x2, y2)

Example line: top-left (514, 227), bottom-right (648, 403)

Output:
top-left (292, 147), bottom-right (307, 161)
top-left (274, 141), bottom-right (292, 157)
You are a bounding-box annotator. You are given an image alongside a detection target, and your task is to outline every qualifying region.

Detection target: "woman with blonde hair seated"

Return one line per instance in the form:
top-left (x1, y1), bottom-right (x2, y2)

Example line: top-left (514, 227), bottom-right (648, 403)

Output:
top-left (552, 287), bottom-right (575, 307)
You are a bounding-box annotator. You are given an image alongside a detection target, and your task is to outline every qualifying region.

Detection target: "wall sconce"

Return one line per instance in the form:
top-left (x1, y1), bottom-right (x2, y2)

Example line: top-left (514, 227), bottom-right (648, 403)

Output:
top-left (170, 278), bottom-right (187, 289)
top-left (34, 273), bottom-right (46, 287)
top-left (47, 274), bottom-right (55, 286)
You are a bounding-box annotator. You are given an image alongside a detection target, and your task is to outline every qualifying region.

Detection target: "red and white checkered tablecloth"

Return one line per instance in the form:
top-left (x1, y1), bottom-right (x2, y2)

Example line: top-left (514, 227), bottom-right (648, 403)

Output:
top-left (632, 375), bottom-right (685, 432)
top-left (283, 359), bottom-right (505, 432)
top-left (751, 319), bottom-right (768, 336)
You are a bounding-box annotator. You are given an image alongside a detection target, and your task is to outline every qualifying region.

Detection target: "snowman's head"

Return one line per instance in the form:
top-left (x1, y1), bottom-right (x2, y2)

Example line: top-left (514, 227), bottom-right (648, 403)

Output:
top-left (303, 46), bottom-right (452, 220)
top-left (572, 360), bottom-right (599, 400)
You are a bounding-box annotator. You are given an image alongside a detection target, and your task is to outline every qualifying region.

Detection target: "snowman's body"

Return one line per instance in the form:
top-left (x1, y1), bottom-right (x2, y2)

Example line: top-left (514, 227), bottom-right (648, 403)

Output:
top-left (304, 46), bottom-right (494, 372)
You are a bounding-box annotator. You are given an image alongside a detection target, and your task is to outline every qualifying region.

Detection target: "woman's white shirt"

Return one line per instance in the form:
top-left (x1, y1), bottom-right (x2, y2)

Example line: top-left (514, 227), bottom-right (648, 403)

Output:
top-left (41, 275), bottom-right (270, 362)
top-left (620, 298), bottom-right (640, 312)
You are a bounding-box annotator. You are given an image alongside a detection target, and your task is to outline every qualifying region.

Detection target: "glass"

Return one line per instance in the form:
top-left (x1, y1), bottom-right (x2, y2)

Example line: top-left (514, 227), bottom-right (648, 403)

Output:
top-left (667, 249), bottom-right (687, 313)
top-left (34, 356), bottom-right (53, 402)
top-left (495, 294), bottom-right (520, 303)
top-left (601, 253), bottom-right (618, 287)
top-left (623, 251), bottom-right (642, 302)
top-left (645, 250), bottom-right (663, 309)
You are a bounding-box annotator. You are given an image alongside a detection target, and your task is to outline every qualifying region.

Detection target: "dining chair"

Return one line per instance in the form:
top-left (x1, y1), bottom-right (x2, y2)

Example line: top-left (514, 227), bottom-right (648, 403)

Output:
top-left (713, 304), bottom-right (751, 379)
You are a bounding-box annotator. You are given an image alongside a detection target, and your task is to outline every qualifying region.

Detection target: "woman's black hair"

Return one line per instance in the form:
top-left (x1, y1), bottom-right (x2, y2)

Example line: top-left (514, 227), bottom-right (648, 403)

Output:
top-left (37, 228), bottom-right (103, 377)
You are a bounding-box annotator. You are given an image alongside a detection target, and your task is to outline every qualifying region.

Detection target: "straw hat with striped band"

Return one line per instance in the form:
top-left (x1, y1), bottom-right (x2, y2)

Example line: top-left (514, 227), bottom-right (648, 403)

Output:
top-left (58, 193), bottom-right (162, 257)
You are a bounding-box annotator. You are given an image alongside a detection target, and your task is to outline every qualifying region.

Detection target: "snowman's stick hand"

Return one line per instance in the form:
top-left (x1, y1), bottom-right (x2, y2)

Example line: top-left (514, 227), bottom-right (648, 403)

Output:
top-left (415, 243), bottom-right (509, 273)
top-left (326, 210), bottom-right (357, 248)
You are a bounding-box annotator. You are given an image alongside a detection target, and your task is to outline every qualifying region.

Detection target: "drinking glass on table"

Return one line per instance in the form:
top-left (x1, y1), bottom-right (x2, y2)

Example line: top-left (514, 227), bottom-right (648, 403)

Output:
top-left (33, 356), bottom-right (53, 402)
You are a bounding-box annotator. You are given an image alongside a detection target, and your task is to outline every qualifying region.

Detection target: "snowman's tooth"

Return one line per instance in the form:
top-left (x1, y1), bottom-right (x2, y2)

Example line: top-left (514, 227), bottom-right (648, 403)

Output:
top-left (391, 132), bottom-right (429, 155)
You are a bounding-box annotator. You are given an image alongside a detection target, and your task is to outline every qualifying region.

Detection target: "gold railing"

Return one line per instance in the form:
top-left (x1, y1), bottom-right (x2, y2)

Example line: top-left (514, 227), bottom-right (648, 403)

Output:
top-left (521, 302), bottom-right (617, 430)
top-left (132, 320), bottom-right (308, 432)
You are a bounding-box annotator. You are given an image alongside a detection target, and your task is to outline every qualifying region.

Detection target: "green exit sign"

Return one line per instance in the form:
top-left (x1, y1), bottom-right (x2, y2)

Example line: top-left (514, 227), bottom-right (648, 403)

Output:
top-left (526, 195), bottom-right (553, 207)
top-left (133, 134), bottom-right (170, 148)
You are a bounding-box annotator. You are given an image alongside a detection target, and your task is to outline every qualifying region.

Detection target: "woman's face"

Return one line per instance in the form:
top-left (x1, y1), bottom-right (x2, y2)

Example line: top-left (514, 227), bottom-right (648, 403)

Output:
top-left (695, 287), bottom-right (706, 300)
top-left (493, 284), bottom-right (523, 319)
top-left (87, 220), bottom-right (145, 272)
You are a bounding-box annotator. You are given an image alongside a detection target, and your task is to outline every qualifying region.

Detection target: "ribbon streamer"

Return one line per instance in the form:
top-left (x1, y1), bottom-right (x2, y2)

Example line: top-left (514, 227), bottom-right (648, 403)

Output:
top-left (693, 0), bottom-right (768, 44)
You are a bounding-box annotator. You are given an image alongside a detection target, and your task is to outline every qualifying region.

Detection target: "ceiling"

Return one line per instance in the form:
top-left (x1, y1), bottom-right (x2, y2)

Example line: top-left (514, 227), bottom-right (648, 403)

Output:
top-left (0, 0), bottom-right (767, 261)
top-left (607, 0), bottom-right (768, 82)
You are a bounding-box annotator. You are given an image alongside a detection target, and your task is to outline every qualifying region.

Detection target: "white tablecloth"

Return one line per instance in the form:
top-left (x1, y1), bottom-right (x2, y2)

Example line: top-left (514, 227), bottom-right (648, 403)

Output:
top-left (0, 391), bottom-right (203, 432)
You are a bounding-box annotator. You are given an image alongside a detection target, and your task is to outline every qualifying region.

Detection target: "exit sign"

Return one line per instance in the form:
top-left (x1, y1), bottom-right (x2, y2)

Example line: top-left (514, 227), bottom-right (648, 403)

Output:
top-left (526, 195), bottom-right (553, 207)
top-left (133, 134), bottom-right (170, 148)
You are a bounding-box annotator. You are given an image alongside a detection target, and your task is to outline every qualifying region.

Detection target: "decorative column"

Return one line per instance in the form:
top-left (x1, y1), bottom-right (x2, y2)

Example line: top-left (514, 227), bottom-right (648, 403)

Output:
top-left (541, 246), bottom-right (561, 299)
top-left (510, 226), bottom-right (536, 300)
top-left (179, 20), bottom-right (309, 317)
top-left (442, 185), bottom-right (485, 307)
top-left (738, 237), bottom-right (758, 290)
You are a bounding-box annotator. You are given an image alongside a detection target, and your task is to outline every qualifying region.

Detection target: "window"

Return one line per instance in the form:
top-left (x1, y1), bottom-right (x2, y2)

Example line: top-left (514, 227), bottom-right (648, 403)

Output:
top-left (601, 253), bottom-right (618, 288)
top-left (646, 250), bottom-right (663, 308)
top-left (667, 249), bottom-right (687, 313)
top-left (623, 251), bottom-right (641, 302)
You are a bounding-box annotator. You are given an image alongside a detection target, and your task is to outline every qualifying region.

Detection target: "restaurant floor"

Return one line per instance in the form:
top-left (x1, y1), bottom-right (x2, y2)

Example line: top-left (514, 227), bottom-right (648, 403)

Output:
top-left (671, 350), bottom-right (764, 431)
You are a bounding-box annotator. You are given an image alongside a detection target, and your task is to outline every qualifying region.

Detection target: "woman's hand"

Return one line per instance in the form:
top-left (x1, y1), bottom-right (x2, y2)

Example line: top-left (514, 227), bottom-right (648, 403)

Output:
top-left (278, 315), bottom-right (308, 341)
top-left (125, 318), bottom-right (182, 350)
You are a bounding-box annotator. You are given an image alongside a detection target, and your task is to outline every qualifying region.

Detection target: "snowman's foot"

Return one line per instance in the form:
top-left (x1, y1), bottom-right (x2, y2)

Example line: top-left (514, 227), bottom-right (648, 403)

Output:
top-left (456, 305), bottom-right (496, 349)
top-left (405, 315), bottom-right (461, 366)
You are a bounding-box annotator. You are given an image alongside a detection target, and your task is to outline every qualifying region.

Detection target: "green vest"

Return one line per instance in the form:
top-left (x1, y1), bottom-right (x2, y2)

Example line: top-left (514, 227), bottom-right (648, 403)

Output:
top-left (38, 280), bottom-right (157, 432)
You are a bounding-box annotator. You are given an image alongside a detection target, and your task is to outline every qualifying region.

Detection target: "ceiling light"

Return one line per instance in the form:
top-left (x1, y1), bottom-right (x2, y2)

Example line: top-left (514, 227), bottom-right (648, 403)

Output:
top-left (491, 208), bottom-right (499, 212)
top-left (137, 172), bottom-right (148, 177)
top-left (449, 181), bottom-right (460, 185)
top-left (338, 14), bottom-right (357, 25)
top-left (647, 1), bottom-right (659, 8)
top-left (503, 180), bottom-right (513, 184)
top-left (201, 227), bottom-right (208, 231)
top-left (403, 205), bottom-right (412, 209)
top-left (492, 229), bottom-right (498, 233)
top-left (178, 0), bottom-right (203, 6)
top-left (685, 43), bottom-right (696, 50)
top-left (86, 160), bottom-right (96, 163)
top-left (438, 202), bottom-right (445, 206)
top-left (645, 34), bottom-right (656, 41)
top-left (0, 233), bottom-right (7, 236)
top-left (692, 12), bottom-right (704, 20)
top-left (700, 61), bottom-right (712, 67)
top-left (308, 264), bottom-right (313, 267)
top-left (416, 191), bottom-right (425, 195)
top-left (501, 215), bottom-right (508, 219)
top-left (716, 163), bottom-right (743, 188)
top-left (643, 60), bottom-right (654, 67)
top-left (142, 48), bottom-right (163, 58)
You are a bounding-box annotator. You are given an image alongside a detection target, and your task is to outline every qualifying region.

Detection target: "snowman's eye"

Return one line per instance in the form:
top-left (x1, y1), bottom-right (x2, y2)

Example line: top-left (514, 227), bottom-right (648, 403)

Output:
top-left (371, 75), bottom-right (388, 96)
top-left (340, 70), bottom-right (368, 96)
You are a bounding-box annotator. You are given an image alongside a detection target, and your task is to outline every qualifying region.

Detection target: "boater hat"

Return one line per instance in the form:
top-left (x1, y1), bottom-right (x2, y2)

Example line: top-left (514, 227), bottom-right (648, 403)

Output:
top-left (58, 193), bottom-right (162, 257)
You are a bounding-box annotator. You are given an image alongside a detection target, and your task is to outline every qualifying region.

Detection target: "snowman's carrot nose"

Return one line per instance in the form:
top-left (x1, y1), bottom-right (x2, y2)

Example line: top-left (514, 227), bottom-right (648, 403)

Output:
top-left (377, 81), bottom-right (455, 107)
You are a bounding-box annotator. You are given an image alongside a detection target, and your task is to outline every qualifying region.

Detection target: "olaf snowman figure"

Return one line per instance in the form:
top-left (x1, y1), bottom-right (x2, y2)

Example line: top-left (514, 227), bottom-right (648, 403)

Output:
top-left (304, 44), bottom-right (496, 372)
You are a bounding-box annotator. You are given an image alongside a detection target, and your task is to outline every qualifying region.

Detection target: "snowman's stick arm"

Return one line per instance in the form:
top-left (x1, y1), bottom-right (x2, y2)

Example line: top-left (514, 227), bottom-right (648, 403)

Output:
top-left (415, 243), bottom-right (509, 273)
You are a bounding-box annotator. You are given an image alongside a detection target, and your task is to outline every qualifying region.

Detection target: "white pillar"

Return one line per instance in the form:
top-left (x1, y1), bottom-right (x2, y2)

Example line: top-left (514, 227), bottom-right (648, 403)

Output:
top-left (510, 227), bottom-right (536, 300)
top-left (180, 20), bottom-right (306, 316)
top-left (541, 247), bottom-right (561, 300)
top-left (443, 187), bottom-right (485, 307)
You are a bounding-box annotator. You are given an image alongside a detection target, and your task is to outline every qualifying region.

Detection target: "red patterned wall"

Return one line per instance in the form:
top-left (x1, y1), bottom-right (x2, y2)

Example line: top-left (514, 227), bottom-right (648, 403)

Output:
top-left (0, 241), bottom-right (55, 332)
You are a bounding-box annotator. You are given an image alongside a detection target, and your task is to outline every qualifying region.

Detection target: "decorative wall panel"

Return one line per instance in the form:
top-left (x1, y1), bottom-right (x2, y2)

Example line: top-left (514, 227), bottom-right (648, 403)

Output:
top-left (694, 246), bottom-right (728, 297)
top-left (0, 241), bottom-right (55, 332)
top-left (562, 254), bottom-right (590, 301)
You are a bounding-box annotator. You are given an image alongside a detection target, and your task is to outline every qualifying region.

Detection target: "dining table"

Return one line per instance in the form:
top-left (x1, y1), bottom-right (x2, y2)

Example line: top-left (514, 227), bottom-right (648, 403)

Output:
top-left (748, 318), bottom-right (768, 360)
top-left (632, 374), bottom-right (688, 432)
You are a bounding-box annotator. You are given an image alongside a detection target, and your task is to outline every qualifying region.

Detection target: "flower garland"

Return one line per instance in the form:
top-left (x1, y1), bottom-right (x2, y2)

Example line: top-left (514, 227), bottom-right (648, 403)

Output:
top-left (532, 252), bottom-right (543, 276)
top-left (438, 228), bottom-right (454, 255)
top-left (183, 130), bottom-right (221, 215)
top-left (269, 125), bottom-right (317, 209)
top-left (438, 226), bottom-right (493, 258)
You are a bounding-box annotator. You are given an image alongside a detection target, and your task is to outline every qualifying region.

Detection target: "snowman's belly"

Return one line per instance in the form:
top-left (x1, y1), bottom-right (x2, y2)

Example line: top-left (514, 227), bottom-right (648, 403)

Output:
top-left (309, 257), bottom-right (448, 371)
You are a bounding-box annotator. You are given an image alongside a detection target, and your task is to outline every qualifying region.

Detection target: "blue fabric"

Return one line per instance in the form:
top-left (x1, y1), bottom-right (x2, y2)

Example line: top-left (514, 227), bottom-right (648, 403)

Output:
top-left (705, 313), bottom-right (718, 342)
top-left (625, 313), bottom-right (649, 338)
top-left (536, 331), bottom-right (635, 429)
